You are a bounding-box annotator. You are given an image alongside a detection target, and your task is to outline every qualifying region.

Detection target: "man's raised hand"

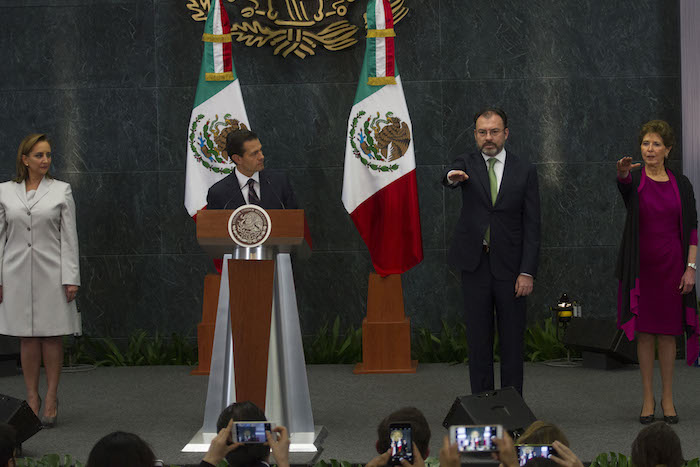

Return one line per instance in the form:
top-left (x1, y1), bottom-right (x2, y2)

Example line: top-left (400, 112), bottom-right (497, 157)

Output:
top-left (448, 170), bottom-right (469, 183)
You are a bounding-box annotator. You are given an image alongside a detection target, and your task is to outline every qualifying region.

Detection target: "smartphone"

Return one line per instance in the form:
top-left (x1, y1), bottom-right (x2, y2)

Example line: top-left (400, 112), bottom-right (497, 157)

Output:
top-left (515, 445), bottom-right (553, 466)
top-left (233, 421), bottom-right (273, 444)
top-left (449, 424), bottom-right (503, 453)
top-left (388, 422), bottom-right (414, 465)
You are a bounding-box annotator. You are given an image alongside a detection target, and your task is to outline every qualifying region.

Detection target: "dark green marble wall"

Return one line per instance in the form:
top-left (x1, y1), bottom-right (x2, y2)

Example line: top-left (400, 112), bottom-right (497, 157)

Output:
top-left (0, 0), bottom-right (681, 338)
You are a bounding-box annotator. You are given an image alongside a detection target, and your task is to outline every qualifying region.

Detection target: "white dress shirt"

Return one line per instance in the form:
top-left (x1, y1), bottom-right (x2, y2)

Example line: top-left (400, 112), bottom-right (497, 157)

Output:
top-left (482, 148), bottom-right (506, 191)
top-left (235, 168), bottom-right (261, 203)
top-left (447, 148), bottom-right (507, 187)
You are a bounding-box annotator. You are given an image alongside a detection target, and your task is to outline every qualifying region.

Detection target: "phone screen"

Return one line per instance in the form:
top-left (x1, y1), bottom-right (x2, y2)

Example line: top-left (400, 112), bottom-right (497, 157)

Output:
top-left (234, 422), bottom-right (271, 444)
top-left (516, 445), bottom-right (553, 466)
top-left (454, 425), bottom-right (499, 452)
top-left (389, 423), bottom-right (414, 465)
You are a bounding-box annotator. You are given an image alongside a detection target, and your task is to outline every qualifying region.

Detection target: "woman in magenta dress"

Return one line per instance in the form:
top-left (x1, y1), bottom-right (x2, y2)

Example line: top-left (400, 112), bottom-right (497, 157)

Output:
top-left (616, 120), bottom-right (699, 425)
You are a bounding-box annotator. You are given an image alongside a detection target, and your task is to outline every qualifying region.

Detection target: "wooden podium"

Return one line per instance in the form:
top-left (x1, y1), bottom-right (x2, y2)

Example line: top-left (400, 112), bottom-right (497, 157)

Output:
top-left (184, 208), bottom-right (320, 455)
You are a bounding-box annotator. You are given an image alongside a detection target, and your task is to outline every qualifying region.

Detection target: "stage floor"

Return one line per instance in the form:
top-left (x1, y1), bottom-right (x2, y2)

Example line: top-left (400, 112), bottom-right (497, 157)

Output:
top-left (2, 362), bottom-right (700, 465)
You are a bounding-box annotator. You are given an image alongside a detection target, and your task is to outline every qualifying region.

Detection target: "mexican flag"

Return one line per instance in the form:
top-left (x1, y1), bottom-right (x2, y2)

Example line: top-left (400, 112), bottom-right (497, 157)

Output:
top-left (341, 0), bottom-right (423, 276)
top-left (184, 0), bottom-right (250, 217)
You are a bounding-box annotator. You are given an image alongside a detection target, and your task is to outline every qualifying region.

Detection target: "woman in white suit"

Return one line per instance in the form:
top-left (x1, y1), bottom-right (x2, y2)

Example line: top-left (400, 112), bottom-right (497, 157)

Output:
top-left (0, 133), bottom-right (80, 427)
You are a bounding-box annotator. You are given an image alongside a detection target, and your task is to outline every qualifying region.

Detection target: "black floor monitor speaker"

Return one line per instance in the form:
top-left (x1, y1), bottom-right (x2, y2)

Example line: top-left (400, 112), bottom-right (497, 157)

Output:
top-left (0, 394), bottom-right (42, 444)
top-left (563, 318), bottom-right (637, 368)
top-left (442, 387), bottom-right (536, 437)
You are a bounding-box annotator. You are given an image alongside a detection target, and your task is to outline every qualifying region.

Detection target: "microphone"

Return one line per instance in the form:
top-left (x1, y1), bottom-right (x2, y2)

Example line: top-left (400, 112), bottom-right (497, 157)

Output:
top-left (265, 177), bottom-right (286, 209)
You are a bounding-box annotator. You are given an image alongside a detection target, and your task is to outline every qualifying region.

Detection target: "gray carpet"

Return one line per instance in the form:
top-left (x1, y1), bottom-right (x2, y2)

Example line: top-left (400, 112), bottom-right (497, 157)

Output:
top-left (2, 362), bottom-right (700, 465)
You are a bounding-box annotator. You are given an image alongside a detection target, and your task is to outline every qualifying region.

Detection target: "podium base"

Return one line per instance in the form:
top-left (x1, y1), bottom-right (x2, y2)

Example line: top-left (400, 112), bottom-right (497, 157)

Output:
top-left (353, 360), bottom-right (418, 374)
top-left (183, 425), bottom-right (327, 463)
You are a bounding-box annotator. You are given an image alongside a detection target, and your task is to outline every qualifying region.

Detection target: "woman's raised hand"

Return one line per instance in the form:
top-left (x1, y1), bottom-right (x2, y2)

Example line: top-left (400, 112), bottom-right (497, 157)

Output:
top-left (617, 156), bottom-right (641, 178)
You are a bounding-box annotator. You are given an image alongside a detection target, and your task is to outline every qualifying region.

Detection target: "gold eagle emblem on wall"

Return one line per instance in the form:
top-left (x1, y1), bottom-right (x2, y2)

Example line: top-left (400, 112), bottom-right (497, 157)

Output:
top-left (185, 0), bottom-right (408, 59)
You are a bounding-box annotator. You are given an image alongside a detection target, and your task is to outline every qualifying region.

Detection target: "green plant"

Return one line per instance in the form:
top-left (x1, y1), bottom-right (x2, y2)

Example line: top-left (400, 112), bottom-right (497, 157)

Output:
top-left (412, 320), bottom-right (468, 364)
top-left (523, 319), bottom-right (571, 362)
top-left (304, 316), bottom-right (362, 364)
top-left (63, 331), bottom-right (197, 367)
top-left (590, 452), bottom-right (631, 467)
top-left (16, 454), bottom-right (83, 467)
top-left (63, 335), bottom-right (96, 366)
top-left (314, 459), bottom-right (362, 467)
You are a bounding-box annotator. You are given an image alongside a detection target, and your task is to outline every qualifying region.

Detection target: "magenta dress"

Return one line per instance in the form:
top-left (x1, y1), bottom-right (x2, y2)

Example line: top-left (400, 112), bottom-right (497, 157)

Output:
top-left (637, 178), bottom-right (684, 335)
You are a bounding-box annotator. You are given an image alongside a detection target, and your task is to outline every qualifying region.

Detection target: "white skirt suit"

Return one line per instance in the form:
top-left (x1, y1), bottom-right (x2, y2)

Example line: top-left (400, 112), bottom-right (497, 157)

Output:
top-left (0, 178), bottom-right (81, 337)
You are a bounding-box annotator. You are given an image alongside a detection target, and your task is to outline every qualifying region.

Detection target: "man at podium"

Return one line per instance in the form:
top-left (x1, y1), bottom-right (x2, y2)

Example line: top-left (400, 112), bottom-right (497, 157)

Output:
top-left (207, 130), bottom-right (298, 210)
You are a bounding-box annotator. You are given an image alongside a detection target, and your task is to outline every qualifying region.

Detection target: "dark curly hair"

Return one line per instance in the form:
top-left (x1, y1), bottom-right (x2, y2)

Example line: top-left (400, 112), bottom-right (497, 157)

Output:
top-left (631, 422), bottom-right (684, 467)
top-left (474, 107), bottom-right (508, 128)
top-left (86, 431), bottom-right (156, 467)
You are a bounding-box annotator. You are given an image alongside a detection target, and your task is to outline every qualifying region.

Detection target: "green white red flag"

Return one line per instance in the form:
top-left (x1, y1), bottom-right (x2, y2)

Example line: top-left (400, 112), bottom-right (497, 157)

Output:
top-left (184, 0), bottom-right (250, 217)
top-left (341, 0), bottom-right (423, 275)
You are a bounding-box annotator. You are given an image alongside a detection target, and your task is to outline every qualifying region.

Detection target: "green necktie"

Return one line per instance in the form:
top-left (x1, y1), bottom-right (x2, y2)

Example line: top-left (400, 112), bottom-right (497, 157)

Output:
top-left (485, 157), bottom-right (498, 244)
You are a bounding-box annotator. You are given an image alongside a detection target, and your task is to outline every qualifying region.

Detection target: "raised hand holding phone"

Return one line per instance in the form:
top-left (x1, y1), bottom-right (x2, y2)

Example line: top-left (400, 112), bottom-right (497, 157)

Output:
top-left (202, 419), bottom-right (241, 466)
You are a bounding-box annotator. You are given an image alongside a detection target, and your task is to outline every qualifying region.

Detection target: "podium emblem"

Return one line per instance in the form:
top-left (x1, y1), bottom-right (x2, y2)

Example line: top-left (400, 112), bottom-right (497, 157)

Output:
top-left (228, 204), bottom-right (272, 248)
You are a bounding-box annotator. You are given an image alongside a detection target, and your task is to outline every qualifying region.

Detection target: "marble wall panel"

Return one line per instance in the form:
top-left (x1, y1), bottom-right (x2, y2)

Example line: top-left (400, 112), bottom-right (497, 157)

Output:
top-left (241, 83), bottom-right (355, 169)
top-left (440, 0), bottom-right (679, 80)
top-left (78, 255), bottom-right (163, 337)
top-left (287, 167), bottom-right (365, 252)
top-left (154, 0), bottom-right (435, 86)
top-left (154, 0), bottom-right (204, 88)
top-left (538, 162), bottom-right (626, 248)
top-left (160, 254), bottom-right (215, 336)
top-left (61, 172), bottom-right (161, 256)
top-left (0, 1), bottom-right (155, 90)
top-left (530, 246), bottom-right (619, 321)
top-left (0, 88), bottom-right (158, 173)
top-left (159, 170), bottom-right (202, 255)
top-left (0, 0), bottom-right (683, 340)
top-left (392, 0), bottom-right (441, 82)
top-left (401, 249), bottom-right (463, 331)
top-left (416, 165), bottom-right (446, 251)
top-left (441, 77), bottom-right (681, 164)
top-left (157, 87), bottom-right (197, 172)
top-left (155, 0), bottom-right (365, 88)
top-left (443, 171), bottom-right (465, 250)
top-left (404, 81), bottom-right (444, 166)
top-left (293, 251), bottom-right (373, 333)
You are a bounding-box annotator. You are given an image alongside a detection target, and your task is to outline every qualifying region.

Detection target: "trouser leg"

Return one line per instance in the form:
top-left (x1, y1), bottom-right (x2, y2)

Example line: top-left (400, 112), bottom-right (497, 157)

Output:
top-left (494, 277), bottom-right (527, 395)
top-left (461, 252), bottom-right (495, 394)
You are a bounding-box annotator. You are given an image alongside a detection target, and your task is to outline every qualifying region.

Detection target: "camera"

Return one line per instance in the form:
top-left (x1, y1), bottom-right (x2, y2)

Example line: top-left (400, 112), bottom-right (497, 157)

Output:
top-left (233, 421), bottom-right (273, 444)
top-left (449, 424), bottom-right (503, 453)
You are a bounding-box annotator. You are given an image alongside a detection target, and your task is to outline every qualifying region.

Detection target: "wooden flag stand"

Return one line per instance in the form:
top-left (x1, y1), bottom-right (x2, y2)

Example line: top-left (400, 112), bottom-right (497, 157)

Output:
top-left (353, 273), bottom-right (417, 374)
top-left (191, 273), bottom-right (221, 376)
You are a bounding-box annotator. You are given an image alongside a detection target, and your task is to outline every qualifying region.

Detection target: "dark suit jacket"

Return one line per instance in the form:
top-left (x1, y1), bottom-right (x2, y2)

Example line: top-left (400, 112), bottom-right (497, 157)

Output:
top-left (443, 151), bottom-right (540, 280)
top-left (206, 168), bottom-right (298, 210)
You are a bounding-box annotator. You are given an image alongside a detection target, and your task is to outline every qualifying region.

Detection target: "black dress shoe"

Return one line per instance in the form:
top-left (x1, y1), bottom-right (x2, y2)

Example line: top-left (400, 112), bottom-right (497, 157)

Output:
top-left (640, 400), bottom-right (655, 425)
top-left (662, 401), bottom-right (678, 424)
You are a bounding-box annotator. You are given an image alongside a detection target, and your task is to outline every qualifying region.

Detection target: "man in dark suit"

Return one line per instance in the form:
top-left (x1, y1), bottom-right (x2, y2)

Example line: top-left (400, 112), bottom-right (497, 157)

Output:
top-left (443, 108), bottom-right (540, 395)
top-left (207, 130), bottom-right (298, 210)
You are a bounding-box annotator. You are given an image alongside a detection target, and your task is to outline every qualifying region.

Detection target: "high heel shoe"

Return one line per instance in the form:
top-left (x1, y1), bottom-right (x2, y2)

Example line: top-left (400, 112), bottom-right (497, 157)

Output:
top-left (661, 400), bottom-right (679, 424)
top-left (41, 399), bottom-right (58, 428)
top-left (27, 394), bottom-right (41, 418)
top-left (639, 399), bottom-right (655, 425)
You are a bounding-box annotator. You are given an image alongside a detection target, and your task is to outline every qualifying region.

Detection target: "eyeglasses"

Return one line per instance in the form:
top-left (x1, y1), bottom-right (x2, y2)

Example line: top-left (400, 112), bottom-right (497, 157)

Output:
top-left (476, 129), bottom-right (504, 137)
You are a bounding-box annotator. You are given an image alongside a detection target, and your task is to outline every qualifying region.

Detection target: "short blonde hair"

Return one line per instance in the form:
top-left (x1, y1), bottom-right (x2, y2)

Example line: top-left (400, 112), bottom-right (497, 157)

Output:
top-left (517, 420), bottom-right (569, 446)
top-left (14, 133), bottom-right (52, 183)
